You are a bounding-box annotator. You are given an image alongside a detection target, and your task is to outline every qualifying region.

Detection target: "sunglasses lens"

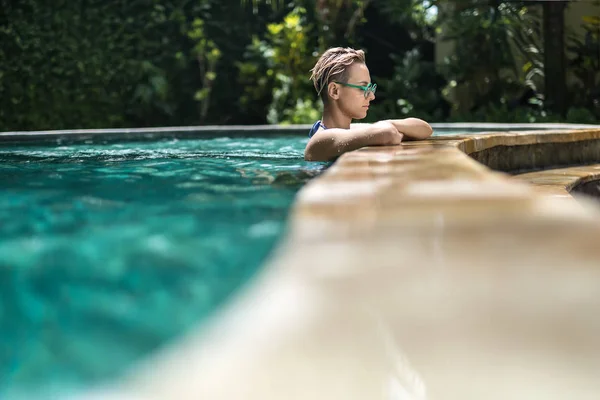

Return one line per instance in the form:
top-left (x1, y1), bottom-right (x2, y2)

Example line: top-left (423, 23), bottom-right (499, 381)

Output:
top-left (365, 83), bottom-right (376, 98)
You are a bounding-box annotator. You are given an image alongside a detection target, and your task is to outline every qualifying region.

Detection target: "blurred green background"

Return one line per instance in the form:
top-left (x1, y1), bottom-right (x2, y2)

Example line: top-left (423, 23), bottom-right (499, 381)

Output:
top-left (1, 0), bottom-right (598, 131)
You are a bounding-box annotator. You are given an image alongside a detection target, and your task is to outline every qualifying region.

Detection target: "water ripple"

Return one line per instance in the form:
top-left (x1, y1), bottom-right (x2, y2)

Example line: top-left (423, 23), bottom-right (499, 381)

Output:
top-left (0, 135), bottom-right (326, 397)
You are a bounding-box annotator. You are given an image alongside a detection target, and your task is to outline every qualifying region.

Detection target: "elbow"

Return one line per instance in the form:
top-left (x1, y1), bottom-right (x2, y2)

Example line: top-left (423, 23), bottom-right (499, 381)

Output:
top-left (422, 122), bottom-right (433, 138)
top-left (304, 141), bottom-right (332, 162)
top-left (304, 147), bottom-right (314, 161)
top-left (304, 140), bottom-right (316, 161)
top-left (410, 118), bottom-right (433, 139)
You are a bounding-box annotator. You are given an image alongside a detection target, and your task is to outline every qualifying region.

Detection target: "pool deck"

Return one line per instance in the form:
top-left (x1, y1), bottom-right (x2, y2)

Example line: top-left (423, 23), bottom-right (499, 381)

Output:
top-left (86, 126), bottom-right (600, 400)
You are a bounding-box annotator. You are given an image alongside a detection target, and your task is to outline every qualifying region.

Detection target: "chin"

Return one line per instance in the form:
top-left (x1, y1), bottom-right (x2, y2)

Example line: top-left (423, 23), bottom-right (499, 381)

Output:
top-left (351, 110), bottom-right (368, 120)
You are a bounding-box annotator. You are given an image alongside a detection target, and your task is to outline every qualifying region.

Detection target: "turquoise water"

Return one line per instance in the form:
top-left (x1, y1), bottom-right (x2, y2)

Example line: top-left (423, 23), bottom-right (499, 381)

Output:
top-left (0, 136), bottom-right (325, 398)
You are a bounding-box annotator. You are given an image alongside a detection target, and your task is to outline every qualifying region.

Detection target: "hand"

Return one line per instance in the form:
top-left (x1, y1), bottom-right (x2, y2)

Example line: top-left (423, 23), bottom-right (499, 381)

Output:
top-left (383, 118), bottom-right (433, 140)
top-left (373, 121), bottom-right (403, 145)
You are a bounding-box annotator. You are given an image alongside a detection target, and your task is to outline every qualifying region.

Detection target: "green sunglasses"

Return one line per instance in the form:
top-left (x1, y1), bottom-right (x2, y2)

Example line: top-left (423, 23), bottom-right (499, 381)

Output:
top-left (334, 81), bottom-right (377, 98)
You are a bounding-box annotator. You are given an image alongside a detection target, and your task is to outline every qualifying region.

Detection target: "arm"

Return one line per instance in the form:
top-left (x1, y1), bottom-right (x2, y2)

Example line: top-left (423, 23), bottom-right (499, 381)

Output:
top-left (304, 121), bottom-right (403, 162)
top-left (384, 118), bottom-right (433, 140)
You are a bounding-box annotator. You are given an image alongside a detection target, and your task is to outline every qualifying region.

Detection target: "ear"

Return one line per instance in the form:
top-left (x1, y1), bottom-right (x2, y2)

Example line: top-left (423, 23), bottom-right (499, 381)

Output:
top-left (327, 82), bottom-right (340, 100)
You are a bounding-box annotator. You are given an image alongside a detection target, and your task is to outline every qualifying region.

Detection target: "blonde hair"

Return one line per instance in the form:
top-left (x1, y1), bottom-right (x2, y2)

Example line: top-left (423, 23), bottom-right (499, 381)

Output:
top-left (310, 47), bottom-right (366, 103)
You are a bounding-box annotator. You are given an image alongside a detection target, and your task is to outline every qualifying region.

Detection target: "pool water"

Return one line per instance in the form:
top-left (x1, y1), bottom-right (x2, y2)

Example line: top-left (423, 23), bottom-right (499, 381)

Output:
top-left (0, 136), bottom-right (325, 398)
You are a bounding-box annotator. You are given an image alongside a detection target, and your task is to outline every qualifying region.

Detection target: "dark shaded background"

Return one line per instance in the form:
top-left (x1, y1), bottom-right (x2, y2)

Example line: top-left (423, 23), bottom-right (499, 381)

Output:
top-left (0, 0), bottom-right (598, 131)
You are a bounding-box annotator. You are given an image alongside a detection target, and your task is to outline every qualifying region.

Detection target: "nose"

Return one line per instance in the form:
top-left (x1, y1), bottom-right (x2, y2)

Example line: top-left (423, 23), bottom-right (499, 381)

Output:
top-left (368, 91), bottom-right (375, 101)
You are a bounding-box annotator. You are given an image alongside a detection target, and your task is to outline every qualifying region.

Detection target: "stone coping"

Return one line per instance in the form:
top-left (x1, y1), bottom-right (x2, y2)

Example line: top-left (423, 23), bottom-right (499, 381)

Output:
top-left (442, 128), bottom-right (600, 152)
top-left (78, 126), bottom-right (600, 400)
top-left (514, 164), bottom-right (600, 205)
top-left (449, 128), bottom-right (600, 173)
top-left (516, 164), bottom-right (600, 193)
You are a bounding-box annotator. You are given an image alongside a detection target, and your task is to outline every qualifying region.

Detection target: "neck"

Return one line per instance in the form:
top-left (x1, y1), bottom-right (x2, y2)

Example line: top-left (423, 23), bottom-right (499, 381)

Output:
top-left (321, 103), bottom-right (352, 130)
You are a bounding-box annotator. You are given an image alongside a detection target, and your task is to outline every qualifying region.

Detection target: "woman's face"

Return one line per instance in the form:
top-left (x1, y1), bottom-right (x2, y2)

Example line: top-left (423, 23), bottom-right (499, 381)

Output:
top-left (336, 62), bottom-right (376, 120)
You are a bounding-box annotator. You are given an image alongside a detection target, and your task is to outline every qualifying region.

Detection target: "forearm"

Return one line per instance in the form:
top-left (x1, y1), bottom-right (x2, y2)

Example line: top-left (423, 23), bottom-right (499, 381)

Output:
top-left (304, 122), bottom-right (402, 162)
top-left (334, 130), bottom-right (395, 155)
top-left (385, 118), bottom-right (433, 140)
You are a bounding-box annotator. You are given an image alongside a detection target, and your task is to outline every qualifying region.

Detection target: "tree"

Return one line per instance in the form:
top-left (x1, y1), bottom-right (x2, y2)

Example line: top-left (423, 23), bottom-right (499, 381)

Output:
top-left (543, 0), bottom-right (568, 115)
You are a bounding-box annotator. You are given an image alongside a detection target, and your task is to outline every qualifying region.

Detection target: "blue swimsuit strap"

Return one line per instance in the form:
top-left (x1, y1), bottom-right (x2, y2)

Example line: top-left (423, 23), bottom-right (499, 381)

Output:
top-left (308, 120), bottom-right (327, 138)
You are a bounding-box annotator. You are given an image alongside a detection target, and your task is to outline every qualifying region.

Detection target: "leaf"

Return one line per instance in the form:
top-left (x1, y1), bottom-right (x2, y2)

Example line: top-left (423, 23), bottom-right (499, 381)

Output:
top-left (582, 15), bottom-right (600, 26)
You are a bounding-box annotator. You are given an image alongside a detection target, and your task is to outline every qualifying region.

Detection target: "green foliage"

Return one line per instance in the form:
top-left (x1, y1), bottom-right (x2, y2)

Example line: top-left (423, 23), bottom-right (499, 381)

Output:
top-left (186, 18), bottom-right (222, 121)
top-left (446, 103), bottom-right (598, 124)
top-left (313, 0), bottom-right (371, 49)
top-left (0, 1), bottom-right (196, 130)
top-left (566, 107), bottom-right (598, 124)
top-left (378, 0), bottom-right (437, 37)
top-left (367, 49), bottom-right (449, 122)
top-left (238, 6), bottom-right (320, 124)
top-left (567, 12), bottom-right (600, 119)
top-left (448, 103), bottom-right (560, 123)
top-left (0, 0), bottom-right (267, 130)
top-left (1, 0), bottom-right (598, 130)
top-left (438, 1), bottom-right (544, 115)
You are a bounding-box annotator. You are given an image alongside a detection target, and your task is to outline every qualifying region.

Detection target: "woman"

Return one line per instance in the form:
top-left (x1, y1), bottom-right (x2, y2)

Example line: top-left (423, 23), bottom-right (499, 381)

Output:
top-left (305, 47), bottom-right (433, 162)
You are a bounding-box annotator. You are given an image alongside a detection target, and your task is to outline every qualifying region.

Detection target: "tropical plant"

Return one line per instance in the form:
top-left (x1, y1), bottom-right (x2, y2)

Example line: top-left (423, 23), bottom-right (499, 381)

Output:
top-left (186, 18), bottom-right (222, 122)
top-left (367, 48), bottom-right (450, 122)
top-left (567, 11), bottom-right (600, 119)
top-left (437, 1), bottom-right (545, 116)
top-left (237, 6), bottom-right (321, 124)
top-left (243, 0), bottom-right (371, 48)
